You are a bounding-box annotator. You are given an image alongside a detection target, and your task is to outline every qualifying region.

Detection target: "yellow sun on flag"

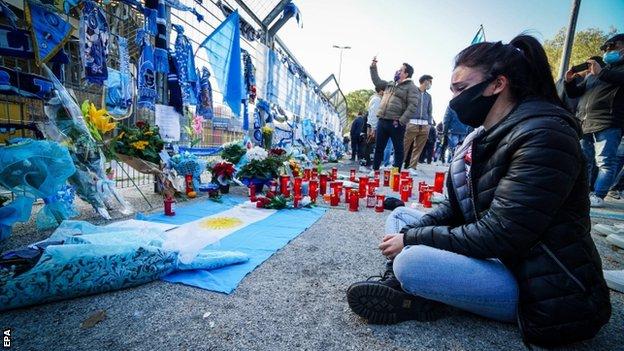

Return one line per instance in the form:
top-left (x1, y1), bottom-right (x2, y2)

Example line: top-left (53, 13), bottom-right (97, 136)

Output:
top-left (199, 217), bottom-right (243, 230)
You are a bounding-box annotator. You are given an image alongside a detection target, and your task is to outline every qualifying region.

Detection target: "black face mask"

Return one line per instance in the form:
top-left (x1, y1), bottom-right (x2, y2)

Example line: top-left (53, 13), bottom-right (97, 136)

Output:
top-left (449, 78), bottom-right (499, 128)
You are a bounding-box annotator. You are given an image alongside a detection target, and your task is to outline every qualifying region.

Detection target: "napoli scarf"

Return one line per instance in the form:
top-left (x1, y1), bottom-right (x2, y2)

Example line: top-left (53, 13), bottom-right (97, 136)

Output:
top-left (195, 67), bottom-right (214, 120)
top-left (80, 0), bottom-right (109, 85)
top-left (173, 24), bottom-right (197, 105)
top-left (137, 34), bottom-right (156, 110)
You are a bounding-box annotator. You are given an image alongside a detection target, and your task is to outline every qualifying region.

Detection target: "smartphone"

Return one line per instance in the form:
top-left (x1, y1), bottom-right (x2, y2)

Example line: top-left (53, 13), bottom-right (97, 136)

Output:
top-left (571, 62), bottom-right (589, 73)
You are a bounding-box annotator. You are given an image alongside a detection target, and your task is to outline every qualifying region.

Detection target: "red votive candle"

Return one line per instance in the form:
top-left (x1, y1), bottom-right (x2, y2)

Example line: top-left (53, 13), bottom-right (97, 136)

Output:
top-left (373, 170), bottom-right (380, 186)
top-left (407, 178), bottom-right (414, 197)
top-left (400, 181), bottom-right (410, 202)
top-left (185, 174), bottom-right (194, 194)
top-left (358, 176), bottom-right (369, 198)
top-left (392, 174), bottom-right (401, 192)
top-left (335, 181), bottom-right (343, 197)
top-left (332, 167), bottom-right (338, 181)
top-left (375, 194), bottom-right (385, 212)
top-left (304, 168), bottom-right (311, 181)
top-left (344, 186), bottom-right (352, 203)
top-left (423, 190), bottom-right (432, 208)
top-left (280, 175), bottom-right (290, 197)
top-left (400, 170), bottom-right (409, 179)
top-left (383, 170), bottom-right (391, 187)
top-left (309, 180), bottom-right (318, 203)
top-left (320, 174), bottom-right (328, 195)
top-left (269, 180), bottom-right (277, 193)
top-left (312, 169), bottom-right (318, 179)
top-left (367, 193), bottom-right (376, 208)
top-left (349, 189), bottom-right (359, 211)
top-left (368, 180), bottom-right (377, 196)
top-left (249, 184), bottom-right (257, 202)
top-left (350, 169), bottom-right (356, 182)
top-left (331, 193), bottom-right (340, 206)
top-left (294, 177), bottom-right (302, 197)
top-left (434, 172), bottom-right (445, 193)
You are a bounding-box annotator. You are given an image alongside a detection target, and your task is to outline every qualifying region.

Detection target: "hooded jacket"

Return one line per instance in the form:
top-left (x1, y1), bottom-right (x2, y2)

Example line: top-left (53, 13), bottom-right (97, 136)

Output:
top-left (400, 99), bottom-right (611, 347)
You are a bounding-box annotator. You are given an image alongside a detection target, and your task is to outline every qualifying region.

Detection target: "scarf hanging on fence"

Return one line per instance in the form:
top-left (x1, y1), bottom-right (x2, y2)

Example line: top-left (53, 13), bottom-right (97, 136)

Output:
top-left (0, 65), bottom-right (53, 100)
top-left (196, 67), bottom-right (214, 120)
top-left (242, 49), bottom-right (256, 105)
top-left (0, 0), bottom-right (18, 28)
top-left (117, 36), bottom-right (132, 109)
top-left (152, 0), bottom-right (168, 74)
top-left (0, 25), bottom-right (68, 63)
top-left (137, 35), bottom-right (156, 110)
top-left (165, 0), bottom-right (203, 22)
top-left (25, 0), bottom-right (73, 66)
top-left (104, 68), bottom-right (132, 116)
top-left (173, 24), bottom-right (197, 106)
top-left (199, 10), bottom-right (242, 117)
top-left (80, 1), bottom-right (109, 85)
top-left (267, 49), bottom-right (280, 105)
top-left (145, 9), bottom-right (157, 36)
top-left (167, 53), bottom-right (183, 114)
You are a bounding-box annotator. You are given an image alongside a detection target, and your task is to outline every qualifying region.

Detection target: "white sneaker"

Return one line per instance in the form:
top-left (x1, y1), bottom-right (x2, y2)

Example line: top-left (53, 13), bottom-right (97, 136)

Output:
top-left (607, 233), bottom-right (624, 249)
top-left (603, 270), bottom-right (624, 293)
top-left (593, 223), bottom-right (624, 236)
top-left (607, 190), bottom-right (621, 200)
top-left (590, 194), bottom-right (605, 208)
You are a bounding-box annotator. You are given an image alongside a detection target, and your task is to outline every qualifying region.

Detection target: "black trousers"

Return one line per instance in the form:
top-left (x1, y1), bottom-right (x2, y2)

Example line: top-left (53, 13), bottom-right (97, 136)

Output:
top-left (373, 119), bottom-right (406, 170)
top-left (350, 136), bottom-right (360, 160)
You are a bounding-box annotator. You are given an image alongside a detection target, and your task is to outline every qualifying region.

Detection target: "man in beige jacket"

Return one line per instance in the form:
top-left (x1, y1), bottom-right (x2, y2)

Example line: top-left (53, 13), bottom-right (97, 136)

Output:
top-left (403, 75), bottom-right (433, 175)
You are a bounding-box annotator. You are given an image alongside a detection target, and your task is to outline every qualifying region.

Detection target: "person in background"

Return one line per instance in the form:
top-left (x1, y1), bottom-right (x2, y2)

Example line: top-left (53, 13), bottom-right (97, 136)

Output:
top-left (343, 134), bottom-right (350, 154)
top-left (349, 112), bottom-right (365, 163)
top-left (418, 121), bottom-right (437, 164)
top-left (347, 35), bottom-right (610, 348)
top-left (402, 75), bottom-right (433, 175)
top-left (564, 33), bottom-right (624, 208)
top-left (370, 58), bottom-right (420, 172)
top-left (433, 122), bottom-right (445, 163)
top-left (442, 105), bottom-right (473, 163)
top-left (360, 85), bottom-right (385, 172)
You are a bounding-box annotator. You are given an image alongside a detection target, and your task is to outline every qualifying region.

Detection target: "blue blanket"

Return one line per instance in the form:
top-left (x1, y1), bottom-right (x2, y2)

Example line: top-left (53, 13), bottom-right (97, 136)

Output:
top-left (140, 196), bottom-right (327, 293)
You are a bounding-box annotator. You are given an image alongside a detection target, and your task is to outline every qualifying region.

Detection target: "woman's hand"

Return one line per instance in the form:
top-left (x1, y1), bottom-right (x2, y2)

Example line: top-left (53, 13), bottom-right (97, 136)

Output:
top-left (379, 234), bottom-right (404, 259)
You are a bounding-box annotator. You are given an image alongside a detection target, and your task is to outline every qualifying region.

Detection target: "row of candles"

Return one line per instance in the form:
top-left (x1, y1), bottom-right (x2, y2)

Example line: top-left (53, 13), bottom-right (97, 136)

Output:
top-left (248, 166), bottom-right (446, 212)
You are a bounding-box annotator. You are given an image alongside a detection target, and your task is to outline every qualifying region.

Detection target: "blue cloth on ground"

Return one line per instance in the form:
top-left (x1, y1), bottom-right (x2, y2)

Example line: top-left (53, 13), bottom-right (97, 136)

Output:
top-left (141, 196), bottom-right (327, 293)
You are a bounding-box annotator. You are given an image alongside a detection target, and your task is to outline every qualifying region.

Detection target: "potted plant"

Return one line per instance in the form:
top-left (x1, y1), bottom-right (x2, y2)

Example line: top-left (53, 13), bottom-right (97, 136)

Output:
top-left (210, 161), bottom-right (235, 194)
top-left (236, 146), bottom-right (285, 192)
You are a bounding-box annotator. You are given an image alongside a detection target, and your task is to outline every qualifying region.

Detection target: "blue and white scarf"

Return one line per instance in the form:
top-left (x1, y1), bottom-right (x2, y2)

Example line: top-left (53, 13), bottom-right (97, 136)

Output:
top-left (196, 67), bottom-right (214, 120)
top-left (137, 33), bottom-right (156, 110)
top-left (80, 1), bottom-right (109, 85)
top-left (173, 24), bottom-right (197, 105)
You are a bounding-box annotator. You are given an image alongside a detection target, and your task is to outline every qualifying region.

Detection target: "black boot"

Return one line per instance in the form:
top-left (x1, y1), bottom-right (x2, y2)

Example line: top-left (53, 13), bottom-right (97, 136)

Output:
top-left (347, 261), bottom-right (441, 324)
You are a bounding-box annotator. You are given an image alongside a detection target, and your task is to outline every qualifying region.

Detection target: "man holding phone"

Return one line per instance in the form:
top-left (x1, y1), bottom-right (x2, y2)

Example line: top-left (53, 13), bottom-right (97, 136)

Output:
top-left (369, 57), bottom-right (420, 171)
top-left (565, 33), bottom-right (624, 207)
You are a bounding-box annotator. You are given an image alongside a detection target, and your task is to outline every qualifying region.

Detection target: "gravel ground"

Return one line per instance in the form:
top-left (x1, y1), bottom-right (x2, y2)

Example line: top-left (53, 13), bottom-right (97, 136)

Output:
top-left (1, 162), bottom-right (623, 350)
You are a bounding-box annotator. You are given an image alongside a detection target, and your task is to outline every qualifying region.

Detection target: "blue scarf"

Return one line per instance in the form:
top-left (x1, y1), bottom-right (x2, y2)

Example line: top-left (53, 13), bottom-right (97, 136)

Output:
top-left (80, 1), bottom-right (109, 85)
top-left (195, 67), bottom-right (214, 120)
top-left (137, 34), bottom-right (156, 110)
top-left (0, 65), bottom-right (53, 100)
top-left (25, 0), bottom-right (73, 65)
top-left (173, 24), bottom-right (197, 105)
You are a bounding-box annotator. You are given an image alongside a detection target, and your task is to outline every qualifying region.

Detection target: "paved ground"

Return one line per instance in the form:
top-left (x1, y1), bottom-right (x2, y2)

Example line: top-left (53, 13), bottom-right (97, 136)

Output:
top-left (1, 162), bottom-right (623, 350)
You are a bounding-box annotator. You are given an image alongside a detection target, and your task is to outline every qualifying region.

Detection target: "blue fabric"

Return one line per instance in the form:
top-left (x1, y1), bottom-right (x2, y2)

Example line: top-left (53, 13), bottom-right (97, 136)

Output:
top-left (581, 127), bottom-right (622, 198)
top-left (26, 0), bottom-right (73, 65)
top-left (200, 11), bottom-right (242, 116)
top-left (140, 196), bottom-right (327, 293)
top-left (386, 207), bottom-right (518, 322)
top-left (442, 106), bottom-right (472, 135)
top-left (173, 25), bottom-right (198, 105)
top-left (137, 36), bottom-right (157, 110)
top-left (196, 67), bottom-right (214, 119)
top-left (267, 49), bottom-right (280, 104)
top-left (80, 1), bottom-right (109, 85)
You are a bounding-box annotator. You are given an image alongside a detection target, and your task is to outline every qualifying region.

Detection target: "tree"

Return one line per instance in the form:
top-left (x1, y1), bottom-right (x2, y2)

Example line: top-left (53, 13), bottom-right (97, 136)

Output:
top-left (544, 26), bottom-right (618, 80)
top-left (345, 89), bottom-right (374, 128)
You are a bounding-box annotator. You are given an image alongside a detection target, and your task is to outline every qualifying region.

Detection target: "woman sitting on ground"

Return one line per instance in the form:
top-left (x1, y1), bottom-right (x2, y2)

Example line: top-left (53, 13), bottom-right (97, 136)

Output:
top-left (347, 34), bottom-right (611, 348)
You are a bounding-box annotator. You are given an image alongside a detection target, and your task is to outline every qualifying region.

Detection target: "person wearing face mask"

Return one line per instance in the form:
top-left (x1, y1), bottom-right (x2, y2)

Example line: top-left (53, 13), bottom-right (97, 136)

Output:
top-left (369, 59), bottom-right (420, 172)
top-left (347, 35), bottom-right (611, 348)
top-left (402, 75), bottom-right (433, 175)
top-left (564, 33), bottom-right (624, 208)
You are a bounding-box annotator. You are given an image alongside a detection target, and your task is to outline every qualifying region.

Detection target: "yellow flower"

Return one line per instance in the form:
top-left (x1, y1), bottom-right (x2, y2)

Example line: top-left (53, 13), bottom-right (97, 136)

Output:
top-left (261, 125), bottom-right (273, 135)
top-left (117, 131), bottom-right (125, 139)
top-left (131, 140), bottom-right (149, 150)
top-left (144, 131), bottom-right (154, 136)
top-left (87, 103), bottom-right (117, 134)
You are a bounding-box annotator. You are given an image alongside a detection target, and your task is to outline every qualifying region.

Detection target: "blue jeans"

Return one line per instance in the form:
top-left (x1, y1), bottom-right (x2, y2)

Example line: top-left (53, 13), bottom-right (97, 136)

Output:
top-left (382, 139), bottom-right (393, 167)
top-left (580, 127), bottom-right (622, 198)
top-left (610, 137), bottom-right (624, 192)
top-left (385, 207), bottom-right (519, 322)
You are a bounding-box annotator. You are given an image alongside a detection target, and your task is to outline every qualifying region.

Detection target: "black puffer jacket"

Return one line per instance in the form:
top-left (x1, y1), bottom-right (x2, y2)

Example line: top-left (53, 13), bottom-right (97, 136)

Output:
top-left (401, 99), bottom-right (611, 347)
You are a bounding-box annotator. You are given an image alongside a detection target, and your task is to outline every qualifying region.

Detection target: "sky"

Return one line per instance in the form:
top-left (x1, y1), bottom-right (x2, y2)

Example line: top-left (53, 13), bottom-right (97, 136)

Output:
top-left (278, 0), bottom-right (623, 123)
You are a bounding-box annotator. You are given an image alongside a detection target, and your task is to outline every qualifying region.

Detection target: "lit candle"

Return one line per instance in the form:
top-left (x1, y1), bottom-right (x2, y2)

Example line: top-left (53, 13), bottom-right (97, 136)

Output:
top-left (383, 170), bottom-right (391, 187)
top-left (375, 194), bottom-right (385, 212)
top-left (373, 170), bottom-right (380, 186)
top-left (423, 190), bottom-right (432, 208)
top-left (350, 169), bottom-right (356, 182)
top-left (304, 168), bottom-right (311, 181)
top-left (367, 193), bottom-right (376, 208)
top-left (392, 173), bottom-right (401, 192)
top-left (331, 193), bottom-right (340, 206)
top-left (294, 177), bottom-right (302, 197)
top-left (400, 181), bottom-right (410, 202)
top-left (309, 180), bottom-right (318, 203)
top-left (434, 172), bottom-right (445, 193)
top-left (280, 175), bottom-right (290, 197)
top-left (349, 189), bottom-right (359, 211)
top-left (331, 167), bottom-right (338, 181)
top-left (319, 174), bottom-right (328, 195)
top-left (400, 170), bottom-right (409, 179)
top-left (368, 180), bottom-right (377, 196)
top-left (344, 186), bottom-right (352, 203)
top-left (358, 176), bottom-right (369, 198)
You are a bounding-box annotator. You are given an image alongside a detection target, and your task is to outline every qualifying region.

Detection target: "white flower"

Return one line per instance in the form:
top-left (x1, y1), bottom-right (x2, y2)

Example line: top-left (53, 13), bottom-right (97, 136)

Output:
top-left (300, 196), bottom-right (312, 207)
top-left (247, 146), bottom-right (268, 161)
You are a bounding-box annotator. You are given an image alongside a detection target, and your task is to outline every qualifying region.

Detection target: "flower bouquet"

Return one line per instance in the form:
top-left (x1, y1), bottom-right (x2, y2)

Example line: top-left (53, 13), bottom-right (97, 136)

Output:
top-left (183, 113), bottom-right (203, 147)
top-left (114, 120), bottom-right (164, 165)
top-left (261, 125), bottom-right (273, 149)
top-left (210, 161), bottom-right (235, 194)
top-left (236, 146), bottom-right (286, 192)
top-left (220, 141), bottom-right (246, 165)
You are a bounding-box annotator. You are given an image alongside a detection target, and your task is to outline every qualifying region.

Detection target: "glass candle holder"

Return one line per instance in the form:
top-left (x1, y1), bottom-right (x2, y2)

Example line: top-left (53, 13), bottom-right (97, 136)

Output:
top-left (375, 194), bottom-right (385, 212)
top-left (434, 172), bottom-right (445, 193)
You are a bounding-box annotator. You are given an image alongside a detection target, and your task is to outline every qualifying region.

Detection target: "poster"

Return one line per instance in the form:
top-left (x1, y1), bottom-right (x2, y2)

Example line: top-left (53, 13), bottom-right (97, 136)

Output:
top-left (155, 104), bottom-right (181, 142)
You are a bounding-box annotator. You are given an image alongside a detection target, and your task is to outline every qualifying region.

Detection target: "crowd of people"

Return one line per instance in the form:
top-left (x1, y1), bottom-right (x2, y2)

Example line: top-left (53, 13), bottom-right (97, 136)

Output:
top-left (345, 32), bottom-right (624, 347)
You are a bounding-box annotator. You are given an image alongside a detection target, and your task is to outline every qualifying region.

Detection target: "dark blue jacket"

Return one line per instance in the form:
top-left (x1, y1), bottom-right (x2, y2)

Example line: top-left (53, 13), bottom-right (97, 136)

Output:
top-left (442, 106), bottom-right (472, 135)
top-left (350, 116), bottom-right (365, 137)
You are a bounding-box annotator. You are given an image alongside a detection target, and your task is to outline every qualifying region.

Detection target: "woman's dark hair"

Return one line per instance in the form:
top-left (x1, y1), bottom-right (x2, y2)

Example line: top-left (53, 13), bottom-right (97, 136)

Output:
top-left (454, 34), bottom-right (562, 106)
